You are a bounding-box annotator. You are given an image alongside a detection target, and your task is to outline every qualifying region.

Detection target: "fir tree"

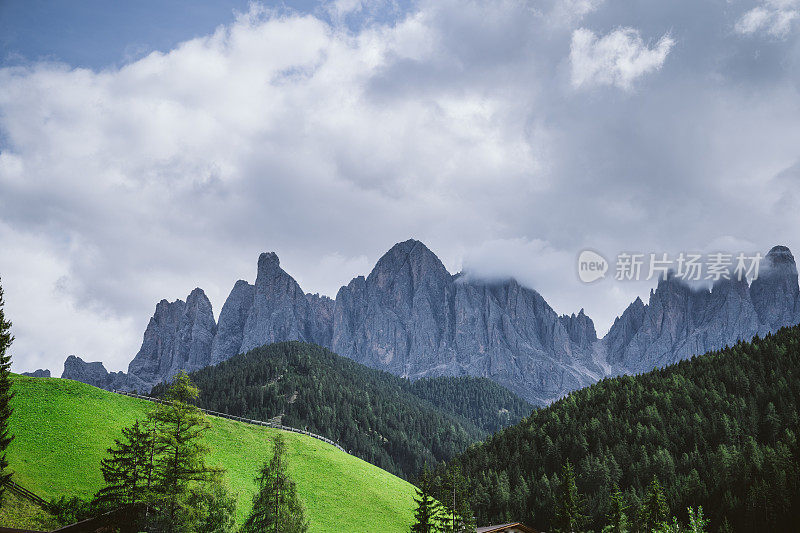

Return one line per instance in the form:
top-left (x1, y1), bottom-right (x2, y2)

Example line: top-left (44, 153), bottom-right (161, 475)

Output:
top-left (411, 469), bottom-right (444, 533)
top-left (686, 506), bottom-right (709, 533)
top-left (553, 461), bottom-right (585, 533)
top-left (0, 279), bottom-right (14, 505)
top-left (95, 419), bottom-right (154, 506)
top-left (639, 476), bottom-right (669, 532)
top-left (242, 433), bottom-right (308, 533)
top-left (439, 464), bottom-right (476, 532)
top-left (149, 371), bottom-right (219, 530)
top-left (605, 486), bottom-right (629, 533)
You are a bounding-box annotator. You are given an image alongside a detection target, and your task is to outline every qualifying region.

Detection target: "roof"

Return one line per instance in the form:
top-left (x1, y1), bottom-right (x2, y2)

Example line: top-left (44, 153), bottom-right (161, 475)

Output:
top-left (476, 523), bottom-right (539, 533)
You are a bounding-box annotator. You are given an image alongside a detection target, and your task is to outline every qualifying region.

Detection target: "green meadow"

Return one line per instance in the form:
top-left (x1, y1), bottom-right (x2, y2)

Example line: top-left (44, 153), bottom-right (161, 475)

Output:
top-left (4, 375), bottom-right (418, 532)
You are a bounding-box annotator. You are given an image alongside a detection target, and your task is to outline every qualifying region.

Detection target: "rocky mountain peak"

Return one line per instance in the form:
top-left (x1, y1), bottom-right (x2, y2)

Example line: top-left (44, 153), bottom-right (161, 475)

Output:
top-left (368, 239), bottom-right (449, 284)
top-left (762, 245), bottom-right (797, 275)
top-left (750, 245), bottom-right (800, 330)
top-left (257, 251), bottom-right (281, 274)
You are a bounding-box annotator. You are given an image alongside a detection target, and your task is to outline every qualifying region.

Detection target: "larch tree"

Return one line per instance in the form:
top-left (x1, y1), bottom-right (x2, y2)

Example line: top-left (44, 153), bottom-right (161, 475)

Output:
top-left (149, 371), bottom-right (220, 530)
top-left (243, 433), bottom-right (308, 533)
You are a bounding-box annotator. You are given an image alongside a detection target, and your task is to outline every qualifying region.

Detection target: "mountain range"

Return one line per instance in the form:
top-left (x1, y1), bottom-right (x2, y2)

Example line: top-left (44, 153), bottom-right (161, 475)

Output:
top-left (62, 240), bottom-right (800, 405)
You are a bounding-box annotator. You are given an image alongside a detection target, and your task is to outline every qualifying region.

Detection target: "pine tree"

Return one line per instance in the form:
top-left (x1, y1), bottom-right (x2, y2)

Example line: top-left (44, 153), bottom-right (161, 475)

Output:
top-left (243, 433), bottom-right (308, 533)
top-left (639, 476), bottom-right (669, 532)
top-left (95, 419), bottom-right (155, 507)
top-left (411, 469), bottom-right (444, 533)
top-left (440, 464), bottom-right (476, 532)
top-left (553, 461), bottom-right (585, 533)
top-left (605, 486), bottom-right (629, 533)
top-left (0, 279), bottom-right (14, 505)
top-left (149, 371), bottom-right (219, 530)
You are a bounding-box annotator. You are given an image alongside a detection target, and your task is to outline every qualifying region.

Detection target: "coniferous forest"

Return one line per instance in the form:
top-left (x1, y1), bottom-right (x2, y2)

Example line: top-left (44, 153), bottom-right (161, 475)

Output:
top-left (435, 324), bottom-right (800, 531)
top-left (152, 341), bottom-right (532, 480)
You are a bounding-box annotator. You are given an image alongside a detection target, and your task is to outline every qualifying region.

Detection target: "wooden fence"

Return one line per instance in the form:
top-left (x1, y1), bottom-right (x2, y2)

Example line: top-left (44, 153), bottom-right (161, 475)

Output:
top-left (112, 390), bottom-right (347, 453)
top-left (2, 478), bottom-right (52, 510)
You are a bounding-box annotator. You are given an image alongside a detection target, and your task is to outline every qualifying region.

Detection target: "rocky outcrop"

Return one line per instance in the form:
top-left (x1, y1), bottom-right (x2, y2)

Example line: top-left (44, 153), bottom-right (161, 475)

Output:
top-left (125, 287), bottom-right (217, 391)
top-left (61, 355), bottom-right (128, 390)
top-left (239, 253), bottom-right (330, 353)
top-left (750, 246), bottom-right (800, 331)
top-left (21, 369), bottom-right (50, 378)
top-left (210, 280), bottom-right (255, 365)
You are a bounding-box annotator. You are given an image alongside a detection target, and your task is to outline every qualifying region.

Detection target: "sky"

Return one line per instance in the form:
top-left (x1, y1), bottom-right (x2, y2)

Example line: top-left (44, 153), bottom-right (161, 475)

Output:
top-left (1, 0), bottom-right (799, 374)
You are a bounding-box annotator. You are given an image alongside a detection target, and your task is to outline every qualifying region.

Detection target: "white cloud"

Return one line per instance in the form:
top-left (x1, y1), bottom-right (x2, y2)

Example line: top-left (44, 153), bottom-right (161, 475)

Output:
top-left (736, 0), bottom-right (800, 38)
top-left (2, 1), bottom-right (800, 375)
top-left (549, 0), bottom-right (606, 25)
top-left (0, 3), bottom-right (541, 372)
top-left (570, 27), bottom-right (675, 90)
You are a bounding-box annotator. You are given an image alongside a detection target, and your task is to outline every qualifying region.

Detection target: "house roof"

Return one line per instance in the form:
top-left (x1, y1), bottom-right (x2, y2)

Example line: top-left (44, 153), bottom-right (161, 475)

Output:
top-left (476, 523), bottom-right (539, 533)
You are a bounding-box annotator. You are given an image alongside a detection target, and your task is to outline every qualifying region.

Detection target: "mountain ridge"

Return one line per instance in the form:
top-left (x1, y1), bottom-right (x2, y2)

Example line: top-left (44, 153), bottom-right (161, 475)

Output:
top-left (62, 241), bottom-right (800, 405)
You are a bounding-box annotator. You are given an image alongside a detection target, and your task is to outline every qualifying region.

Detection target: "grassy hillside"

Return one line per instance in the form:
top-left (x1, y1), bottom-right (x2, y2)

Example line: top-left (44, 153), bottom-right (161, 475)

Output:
top-left (5, 375), bottom-right (417, 531)
top-left (160, 341), bottom-right (531, 480)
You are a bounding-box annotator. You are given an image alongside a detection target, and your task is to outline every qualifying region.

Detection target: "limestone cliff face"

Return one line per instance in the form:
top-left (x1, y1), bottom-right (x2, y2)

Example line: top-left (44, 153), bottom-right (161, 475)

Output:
top-left (329, 241), bottom-right (603, 404)
top-left (750, 246), bottom-right (800, 332)
top-left (125, 287), bottom-right (217, 390)
top-left (63, 241), bottom-right (800, 406)
top-left (210, 280), bottom-right (255, 365)
top-left (239, 252), bottom-right (331, 353)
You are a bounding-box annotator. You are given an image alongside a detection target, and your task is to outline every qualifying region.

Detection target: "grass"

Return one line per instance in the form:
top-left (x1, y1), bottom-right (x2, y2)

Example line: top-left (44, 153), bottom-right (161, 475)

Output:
top-left (5, 375), bottom-right (418, 532)
top-left (0, 489), bottom-right (58, 530)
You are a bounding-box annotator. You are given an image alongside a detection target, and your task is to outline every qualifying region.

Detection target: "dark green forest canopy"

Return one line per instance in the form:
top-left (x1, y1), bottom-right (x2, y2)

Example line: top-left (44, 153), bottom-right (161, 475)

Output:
top-left (437, 324), bottom-right (800, 532)
top-left (151, 342), bottom-right (531, 481)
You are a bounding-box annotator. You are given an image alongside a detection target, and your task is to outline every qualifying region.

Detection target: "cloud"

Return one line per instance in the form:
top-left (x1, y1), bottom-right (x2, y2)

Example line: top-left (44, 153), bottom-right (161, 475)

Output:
top-left (736, 1), bottom-right (800, 38)
top-left (1, 1), bottom-right (800, 374)
top-left (570, 27), bottom-right (675, 90)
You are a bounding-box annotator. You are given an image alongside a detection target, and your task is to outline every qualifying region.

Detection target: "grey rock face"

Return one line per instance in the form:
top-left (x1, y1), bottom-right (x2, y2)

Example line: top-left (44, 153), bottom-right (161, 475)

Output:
top-left (22, 369), bottom-right (50, 378)
top-left (750, 246), bottom-right (800, 331)
top-left (331, 240), bottom-right (604, 404)
top-left (560, 309), bottom-right (598, 349)
top-left (210, 280), bottom-right (255, 365)
top-left (603, 246), bottom-right (800, 375)
top-left (61, 355), bottom-right (127, 390)
top-left (239, 252), bottom-right (330, 353)
top-left (126, 287), bottom-right (217, 391)
top-left (332, 240), bottom-right (455, 375)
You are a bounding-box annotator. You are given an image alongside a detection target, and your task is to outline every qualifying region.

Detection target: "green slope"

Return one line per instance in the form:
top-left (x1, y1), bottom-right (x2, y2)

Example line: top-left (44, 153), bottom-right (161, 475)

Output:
top-left (5, 375), bottom-right (417, 532)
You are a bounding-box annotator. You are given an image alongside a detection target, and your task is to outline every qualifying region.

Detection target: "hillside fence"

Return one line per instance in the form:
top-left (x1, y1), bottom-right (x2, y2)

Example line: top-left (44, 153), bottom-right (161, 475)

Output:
top-left (2, 478), bottom-right (52, 510)
top-left (112, 390), bottom-right (347, 453)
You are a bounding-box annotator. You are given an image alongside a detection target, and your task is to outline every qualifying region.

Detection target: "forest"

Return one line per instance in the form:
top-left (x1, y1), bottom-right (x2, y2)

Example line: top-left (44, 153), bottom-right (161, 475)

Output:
top-left (152, 341), bottom-right (532, 480)
top-left (434, 324), bottom-right (800, 531)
